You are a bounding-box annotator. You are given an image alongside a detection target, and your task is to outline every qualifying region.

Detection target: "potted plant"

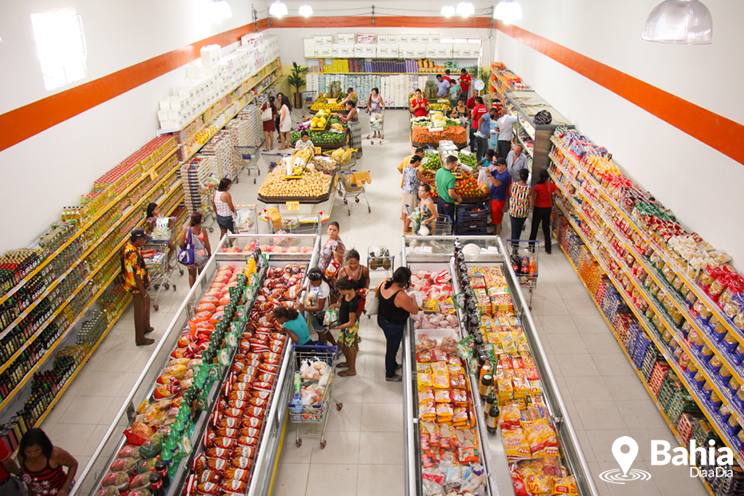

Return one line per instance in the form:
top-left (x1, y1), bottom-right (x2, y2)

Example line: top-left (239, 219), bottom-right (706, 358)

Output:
top-left (288, 62), bottom-right (309, 109)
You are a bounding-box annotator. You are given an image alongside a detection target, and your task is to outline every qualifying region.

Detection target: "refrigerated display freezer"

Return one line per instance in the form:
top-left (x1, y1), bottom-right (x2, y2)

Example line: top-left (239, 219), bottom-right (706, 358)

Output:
top-left (401, 235), bottom-right (597, 496)
top-left (72, 233), bottom-right (320, 496)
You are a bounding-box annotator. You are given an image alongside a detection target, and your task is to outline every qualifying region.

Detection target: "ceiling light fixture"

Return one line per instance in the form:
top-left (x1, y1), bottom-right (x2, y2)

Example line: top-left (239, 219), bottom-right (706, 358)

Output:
top-left (269, 0), bottom-right (288, 18)
top-left (642, 0), bottom-right (712, 44)
top-left (456, 1), bottom-right (475, 17)
top-left (298, 4), bottom-right (313, 17)
top-left (210, 0), bottom-right (233, 20)
top-left (493, 0), bottom-right (522, 24)
top-left (441, 5), bottom-right (456, 17)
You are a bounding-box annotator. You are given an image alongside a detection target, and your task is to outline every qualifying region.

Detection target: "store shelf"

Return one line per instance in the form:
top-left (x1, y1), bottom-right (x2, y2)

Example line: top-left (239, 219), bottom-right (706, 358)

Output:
top-left (0, 147), bottom-right (177, 307)
top-left (516, 133), bottom-right (533, 157)
top-left (553, 184), bottom-right (744, 467)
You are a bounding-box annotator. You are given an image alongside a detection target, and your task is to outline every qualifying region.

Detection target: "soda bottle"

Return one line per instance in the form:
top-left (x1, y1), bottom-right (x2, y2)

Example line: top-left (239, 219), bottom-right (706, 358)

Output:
top-left (154, 456), bottom-right (170, 488)
top-left (479, 374), bottom-right (492, 400)
top-left (487, 402), bottom-right (500, 434)
top-left (149, 468), bottom-right (165, 496)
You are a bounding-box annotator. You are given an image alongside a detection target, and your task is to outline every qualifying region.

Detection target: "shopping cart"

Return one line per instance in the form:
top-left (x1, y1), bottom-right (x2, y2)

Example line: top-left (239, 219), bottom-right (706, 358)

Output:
top-left (435, 215), bottom-right (453, 236)
top-left (506, 239), bottom-right (539, 309)
top-left (235, 145), bottom-right (262, 183)
top-left (288, 344), bottom-right (343, 449)
top-left (337, 171), bottom-right (371, 216)
top-left (141, 240), bottom-right (178, 311)
top-left (234, 204), bottom-right (258, 234)
top-left (261, 151), bottom-right (292, 174)
top-left (268, 214), bottom-right (323, 235)
top-left (322, 147), bottom-right (356, 171)
top-left (367, 111), bottom-right (384, 145)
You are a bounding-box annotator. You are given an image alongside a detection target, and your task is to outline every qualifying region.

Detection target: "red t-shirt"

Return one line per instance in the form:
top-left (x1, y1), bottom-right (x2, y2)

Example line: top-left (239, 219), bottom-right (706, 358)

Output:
top-left (459, 73), bottom-right (472, 93)
top-left (534, 182), bottom-right (558, 208)
top-left (411, 98), bottom-right (429, 118)
top-left (471, 104), bottom-right (488, 127)
top-left (443, 75), bottom-right (452, 84)
top-left (466, 97), bottom-right (476, 110)
top-left (0, 439), bottom-right (10, 483)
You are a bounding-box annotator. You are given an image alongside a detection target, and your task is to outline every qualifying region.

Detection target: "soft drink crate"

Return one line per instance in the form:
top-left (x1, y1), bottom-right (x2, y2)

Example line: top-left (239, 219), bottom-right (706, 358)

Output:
top-left (455, 203), bottom-right (489, 222)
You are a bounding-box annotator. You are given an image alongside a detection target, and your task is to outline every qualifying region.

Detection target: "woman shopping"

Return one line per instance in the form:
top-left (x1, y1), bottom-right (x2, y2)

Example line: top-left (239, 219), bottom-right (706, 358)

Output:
top-left (19, 428), bottom-right (77, 496)
top-left (329, 278), bottom-right (360, 377)
top-left (298, 268), bottom-right (334, 344)
top-left (179, 212), bottom-right (211, 288)
top-left (317, 221), bottom-right (345, 276)
top-left (336, 249), bottom-right (370, 314)
top-left (509, 168), bottom-right (532, 247)
top-left (366, 87), bottom-right (385, 140)
top-left (144, 202), bottom-right (176, 266)
top-left (336, 100), bottom-right (362, 158)
top-left (451, 96), bottom-right (469, 128)
top-left (213, 178), bottom-right (236, 240)
top-left (273, 305), bottom-right (311, 345)
top-left (278, 95), bottom-right (292, 150)
top-left (376, 267), bottom-right (419, 382)
top-left (530, 169), bottom-right (558, 254)
top-left (413, 183), bottom-right (438, 235)
top-left (261, 96), bottom-right (276, 151)
top-left (400, 155), bottom-right (430, 234)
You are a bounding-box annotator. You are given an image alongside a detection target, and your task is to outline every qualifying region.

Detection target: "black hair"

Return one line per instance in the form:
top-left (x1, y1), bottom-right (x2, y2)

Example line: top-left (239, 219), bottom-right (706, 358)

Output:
top-left (495, 157), bottom-right (507, 166)
top-left (301, 130), bottom-right (309, 137)
top-left (347, 87), bottom-right (354, 93)
top-left (269, 96), bottom-right (275, 103)
top-left (519, 168), bottom-right (530, 181)
top-left (336, 278), bottom-right (354, 291)
top-left (372, 87), bottom-right (379, 94)
top-left (307, 267), bottom-right (325, 281)
top-left (475, 97), bottom-right (484, 105)
top-left (345, 100), bottom-right (356, 108)
top-left (485, 149), bottom-right (495, 159)
top-left (146, 202), bottom-right (158, 219)
top-left (19, 428), bottom-right (53, 463)
top-left (218, 177), bottom-right (232, 192)
top-left (190, 212), bottom-right (203, 226)
top-left (446, 156), bottom-right (458, 165)
top-left (384, 267), bottom-right (412, 290)
top-left (537, 169), bottom-right (549, 184)
top-left (346, 249), bottom-right (360, 261)
top-left (420, 183), bottom-right (432, 193)
top-left (415, 88), bottom-right (422, 93)
top-left (273, 305), bottom-right (299, 321)
top-left (436, 74), bottom-right (443, 79)
top-left (328, 221), bottom-right (340, 230)
top-left (282, 94), bottom-right (292, 111)
top-left (411, 155), bottom-right (422, 164)
top-left (445, 69), bottom-right (451, 75)
top-left (461, 68), bottom-right (467, 73)
top-left (414, 147), bottom-right (425, 154)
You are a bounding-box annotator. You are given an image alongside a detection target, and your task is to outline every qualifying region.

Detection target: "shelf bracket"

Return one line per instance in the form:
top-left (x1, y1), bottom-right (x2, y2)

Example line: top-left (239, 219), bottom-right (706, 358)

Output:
top-left (372, 5), bottom-right (375, 25)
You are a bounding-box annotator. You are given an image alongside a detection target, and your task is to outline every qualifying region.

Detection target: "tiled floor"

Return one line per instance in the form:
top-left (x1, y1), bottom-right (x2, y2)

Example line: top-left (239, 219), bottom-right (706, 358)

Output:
top-left (40, 109), bottom-right (707, 496)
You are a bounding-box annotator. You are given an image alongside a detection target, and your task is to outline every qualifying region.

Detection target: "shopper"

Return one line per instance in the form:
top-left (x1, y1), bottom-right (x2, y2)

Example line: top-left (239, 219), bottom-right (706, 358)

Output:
top-left (435, 156), bottom-right (462, 223)
top-left (298, 268), bottom-right (331, 338)
top-left (470, 97), bottom-right (488, 153)
top-left (121, 227), bottom-right (154, 346)
top-left (330, 278), bottom-right (360, 377)
top-left (213, 177), bottom-right (236, 240)
top-left (530, 169), bottom-right (558, 254)
top-left (336, 249), bottom-right (370, 314)
top-left (459, 68), bottom-right (472, 95)
top-left (451, 98), bottom-right (469, 127)
top-left (443, 69), bottom-right (452, 84)
top-left (509, 168), bottom-right (532, 245)
top-left (401, 155), bottom-right (429, 234)
top-left (397, 147), bottom-right (425, 187)
top-left (336, 100), bottom-right (362, 158)
top-left (476, 107), bottom-right (497, 163)
top-left (415, 183), bottom-right (438, 235)
top-left (486, 158), bottom-right (511, 235)
top-left (0, 437), bottom-right (25, 496)
top-left (278, 94), bottom-right (292, 150)
top-left (274, 93), bottom-right (283, 139)
top-left (318, 221), bottom-right (345, 275)
top-left (339, 87), bottom-right (357, 105)
top-left (495, 108), bottom-right (518, 159)
top-left (294, 130), bottom-right (314, 151)
top-left (435, 74), bottom-right (451, 98)
top-left (479, 149), bottom-right (495, 169)
top-left (179, 212), bottom-right (211, 288)
top-left (377, 267), bottom-right (419, 382)
top-left (273, 305), bottom-right (311, 345)
top-left (144, 203), bottom-right (175, 267)
top-left (410, 89), bottom-right (429, 118)
top-left (19, 428), bottom-right (77, 496)
top-left (366, 87), bottom-right (384, 140)
top-left (261, 97), bottom-right (276, 151)
top-left (506, 144), bottom-right (529, 183)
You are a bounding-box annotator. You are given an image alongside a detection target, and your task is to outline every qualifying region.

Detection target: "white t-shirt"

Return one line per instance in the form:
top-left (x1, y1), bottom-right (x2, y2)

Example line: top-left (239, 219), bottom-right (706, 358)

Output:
top-left (496, 115), bottom-right (518, 141)
top-left (305, 280), bottom-right (330, 307)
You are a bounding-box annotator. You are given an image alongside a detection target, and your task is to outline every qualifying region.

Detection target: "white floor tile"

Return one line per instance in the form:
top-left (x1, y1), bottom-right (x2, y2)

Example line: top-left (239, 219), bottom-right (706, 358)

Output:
top-left (357, 464), bottom-right (404, 496)
top-left (310, 430), bottom-right (360, 464)
top-left (360, 402), bottom-right (403, 432)
top-left (273, 463), bottom-right (310, 496)
top-left (305, 464), bottom-right (358, 496)
top-left (358, 432), bottom-right (404, 465)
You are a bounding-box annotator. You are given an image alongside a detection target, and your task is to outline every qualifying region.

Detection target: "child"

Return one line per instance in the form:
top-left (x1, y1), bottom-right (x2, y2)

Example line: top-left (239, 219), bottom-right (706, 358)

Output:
top-left (273, 305), bottom-right (312, 345)
top-left (330, 278), bottom-right (359, 377)
top-left (298, 268), bottom-right (336, 345)
top-left (413, 183), bottom-right (438, 235)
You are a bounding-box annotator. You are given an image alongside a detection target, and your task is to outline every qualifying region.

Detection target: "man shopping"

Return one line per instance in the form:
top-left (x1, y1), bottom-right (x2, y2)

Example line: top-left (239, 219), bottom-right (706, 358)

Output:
top-left (506, 144), bottom-right (529, 183)
top-left (495, 108), bottom-right (519, 159)
top-left (486, 158), bottom-right (511, 235)
top-left (122, 227), bottom-right (155, 346)
top-left (435, 156), bottom-right (463, 224)
top-left (476, 107), bottom-right (497, 163)
top-left (435, 74), bottom-right (451, 97)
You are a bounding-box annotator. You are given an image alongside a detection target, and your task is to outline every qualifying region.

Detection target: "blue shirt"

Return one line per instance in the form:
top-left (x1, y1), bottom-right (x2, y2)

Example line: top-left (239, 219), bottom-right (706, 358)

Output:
top-left (490, 169), bottom-right (511, 201)
top-left (283, 315), bottom-right (311, 345)
top-left (479, 112), bottom-right (491, 136)
top-left (436, 79), bottom-right (451, 97)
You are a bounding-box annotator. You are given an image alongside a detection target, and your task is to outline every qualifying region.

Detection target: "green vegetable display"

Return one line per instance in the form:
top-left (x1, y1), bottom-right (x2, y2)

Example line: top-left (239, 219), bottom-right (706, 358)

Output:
top-left (411, 117), bottom-right (431, 127)
top-left (421, 153), bottom-right (441, 172)
top-left (458, 152), bottom-right (477, 167)
top-left (290, 130), bottom-right (346, 145)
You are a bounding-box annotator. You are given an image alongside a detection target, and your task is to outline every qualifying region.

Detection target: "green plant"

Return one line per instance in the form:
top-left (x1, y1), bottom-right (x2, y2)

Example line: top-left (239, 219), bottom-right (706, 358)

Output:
top-left (288, 62), bottom-right (309, 101)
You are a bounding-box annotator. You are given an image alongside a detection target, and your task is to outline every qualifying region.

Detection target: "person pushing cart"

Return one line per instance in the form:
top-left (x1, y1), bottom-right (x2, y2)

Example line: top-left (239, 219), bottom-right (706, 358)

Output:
top-left (366, 88), bottom-right (385, 144)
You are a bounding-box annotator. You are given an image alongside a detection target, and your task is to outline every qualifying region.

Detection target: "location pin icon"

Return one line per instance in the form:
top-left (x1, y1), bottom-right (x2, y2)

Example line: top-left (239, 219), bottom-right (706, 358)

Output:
top-left (612, 436), bottom-right (638, 477)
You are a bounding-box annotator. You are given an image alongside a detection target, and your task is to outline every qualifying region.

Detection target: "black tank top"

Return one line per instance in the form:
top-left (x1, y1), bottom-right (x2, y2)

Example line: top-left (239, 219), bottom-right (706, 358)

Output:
top-left (378, 287), bottom-right (410, 325)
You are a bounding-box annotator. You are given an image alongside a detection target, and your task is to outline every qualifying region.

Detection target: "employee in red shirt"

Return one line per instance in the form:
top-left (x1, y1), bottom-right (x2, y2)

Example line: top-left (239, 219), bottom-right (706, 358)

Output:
top-left (530, 170), bottom-right (559, 254)
top-left (0, 439), bottom-right (25, 496)
top-left (469, 97), bottom-right (488, 152)
top-left (410, 88), bottom-right (429, 118)
top-left (443, 69), bottom-right (452, 84)
top-left (459, 69), bottom-right (472, 95)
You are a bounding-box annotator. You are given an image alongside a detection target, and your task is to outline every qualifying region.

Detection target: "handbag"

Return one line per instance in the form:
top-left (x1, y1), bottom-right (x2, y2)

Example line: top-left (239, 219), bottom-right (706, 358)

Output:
top-left (365, 281), bottom-right (384, 316)
top-left (177, 228), bottom-right (195, 266)
top-left (260, 104), bottom-right (272, 122)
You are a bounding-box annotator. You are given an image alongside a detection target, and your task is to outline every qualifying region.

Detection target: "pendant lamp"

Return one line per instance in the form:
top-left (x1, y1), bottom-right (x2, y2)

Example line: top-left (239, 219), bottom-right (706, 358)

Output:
top-left (456, 2), bottom-right (475, 17)
top-left (269, 0), bottom-right (288, 18)
top-left (493, 0), bottom-right (522, 24)
top-left (298, 4), bottom-right (313, 17)
top-left (642, 0), bottom-right (712, 44)
top-left (441, 5), bottom-right (456, 18)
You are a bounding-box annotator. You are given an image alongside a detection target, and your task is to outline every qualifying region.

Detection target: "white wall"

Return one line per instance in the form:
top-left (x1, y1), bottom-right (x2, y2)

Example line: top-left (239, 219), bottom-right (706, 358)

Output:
top-left (0, 0), bottom-right (266, 252)
top-left (494, 0), bottom-right (744, 265)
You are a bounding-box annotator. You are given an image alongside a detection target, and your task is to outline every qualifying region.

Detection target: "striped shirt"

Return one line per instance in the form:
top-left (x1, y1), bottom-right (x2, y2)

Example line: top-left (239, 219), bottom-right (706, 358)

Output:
top-left (509, 183), bottom-right (531, 218)
top-left (23, 458), bottom-right (67, 495)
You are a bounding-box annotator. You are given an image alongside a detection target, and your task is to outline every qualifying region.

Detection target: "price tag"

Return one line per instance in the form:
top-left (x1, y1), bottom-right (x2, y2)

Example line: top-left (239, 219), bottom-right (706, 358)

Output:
top-left (286, 201), bottom-right (300, 211)
top-left (430, 127), bottom-right (444, 132)
top-left (315, 147), bottom-right (322, 154)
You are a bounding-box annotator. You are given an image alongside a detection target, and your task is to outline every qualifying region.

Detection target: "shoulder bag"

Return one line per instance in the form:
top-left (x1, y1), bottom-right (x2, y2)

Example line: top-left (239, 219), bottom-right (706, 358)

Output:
top-left (178, 228), bottom-right (195, 266)
top-left (260, 103), bottom-right (272, 122)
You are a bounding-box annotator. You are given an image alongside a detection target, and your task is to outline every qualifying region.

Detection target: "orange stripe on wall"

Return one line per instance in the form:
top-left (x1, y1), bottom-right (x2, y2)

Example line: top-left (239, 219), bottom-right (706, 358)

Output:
top-left (496, 22), bottom-right (744, 166)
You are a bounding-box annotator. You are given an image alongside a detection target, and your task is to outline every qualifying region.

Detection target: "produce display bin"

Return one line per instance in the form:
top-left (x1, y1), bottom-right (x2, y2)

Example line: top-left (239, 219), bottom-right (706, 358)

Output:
top-left (72, 233), bottom-right (320, 496)
top-left (401, 235), bottom-right (597, 496)
top-left (257, 171), bottom-right (337, 205)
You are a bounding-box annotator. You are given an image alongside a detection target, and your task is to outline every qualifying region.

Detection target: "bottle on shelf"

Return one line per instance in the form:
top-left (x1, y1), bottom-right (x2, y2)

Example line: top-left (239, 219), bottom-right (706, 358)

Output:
top-left (486, 401), bottom-right (500, 434)
top-left (479, 374), bottom-right (492, 401)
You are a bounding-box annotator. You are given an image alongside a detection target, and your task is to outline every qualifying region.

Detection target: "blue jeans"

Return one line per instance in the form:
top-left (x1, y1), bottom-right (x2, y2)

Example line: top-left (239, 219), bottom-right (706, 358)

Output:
top-left (377, 315), bottom-right (405, 379)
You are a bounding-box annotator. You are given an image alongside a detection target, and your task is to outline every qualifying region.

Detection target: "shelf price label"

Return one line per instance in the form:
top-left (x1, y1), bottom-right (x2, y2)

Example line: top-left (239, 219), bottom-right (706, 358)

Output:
top-left (429, 127), bottom-right (444, 133)
top-left (286, 201), bottom-right (300, 211)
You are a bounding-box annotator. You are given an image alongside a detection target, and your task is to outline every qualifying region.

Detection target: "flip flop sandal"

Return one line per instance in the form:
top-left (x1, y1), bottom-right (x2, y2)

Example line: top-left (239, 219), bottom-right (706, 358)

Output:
top-left (385, 375), bottom-right (402, 382)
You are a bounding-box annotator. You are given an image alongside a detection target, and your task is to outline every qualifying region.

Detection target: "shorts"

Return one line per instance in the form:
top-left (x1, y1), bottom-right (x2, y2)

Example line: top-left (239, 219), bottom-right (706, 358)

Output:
top-left (401, 191), bottom-right (419, 214)
top-left (339, 321), bottom-right (360, 349)
top-left (491, 199), bottom-right (507, 224)
top-left (216, 214), bottom-right (234, 232)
